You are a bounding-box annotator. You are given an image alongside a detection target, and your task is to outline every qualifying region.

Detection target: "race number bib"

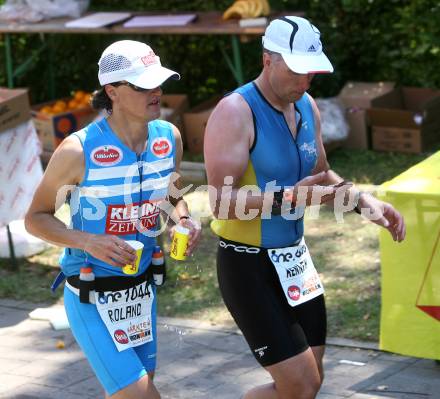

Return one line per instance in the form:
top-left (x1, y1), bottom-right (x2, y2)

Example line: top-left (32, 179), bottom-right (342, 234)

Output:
top-left (267, 238), bottom-right (324, 307)
top-left (95, 281), bottom-right (154, 352)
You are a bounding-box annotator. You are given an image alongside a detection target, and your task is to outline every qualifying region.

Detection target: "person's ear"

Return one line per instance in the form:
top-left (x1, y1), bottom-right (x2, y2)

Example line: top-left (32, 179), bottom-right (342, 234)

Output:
top-left (104, 85), bottom-right (118, 101)
top-left (263, 53), bottom-right (272, 68)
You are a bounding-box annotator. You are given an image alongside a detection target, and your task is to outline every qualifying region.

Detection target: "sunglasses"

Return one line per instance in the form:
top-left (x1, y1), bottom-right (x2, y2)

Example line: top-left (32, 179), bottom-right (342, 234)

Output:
top-left (112, 81), bottom-right (156, 93)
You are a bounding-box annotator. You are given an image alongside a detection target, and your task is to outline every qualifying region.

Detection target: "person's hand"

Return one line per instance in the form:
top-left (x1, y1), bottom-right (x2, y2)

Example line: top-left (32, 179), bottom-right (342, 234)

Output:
top-left (169, 217), bottom-right (202, 256)
top-left (357, 194), bottom-right (406, 242)
top-left (284, 171), bottom-right (353, 206)
top-left (83, 234), bottom-right (137, 267)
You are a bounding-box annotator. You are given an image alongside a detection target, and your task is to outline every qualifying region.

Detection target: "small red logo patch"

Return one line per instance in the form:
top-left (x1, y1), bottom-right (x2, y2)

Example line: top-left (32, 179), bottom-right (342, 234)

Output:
top-left (151, 137), bottom-right (172, 158)
top-left (141, 51), bottom-right (158, 66)
top-left (287, 285), bottom-right (301, 301)
top-left (114, 329), bottom-right (129, 344)
top-left (90, 145), bottom-right (122, 167)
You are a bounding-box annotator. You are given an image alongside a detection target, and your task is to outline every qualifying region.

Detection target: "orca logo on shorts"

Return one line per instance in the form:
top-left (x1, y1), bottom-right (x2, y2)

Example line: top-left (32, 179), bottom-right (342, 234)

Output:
top-left (287, 285), bottom-right (301, 301)
top-left (219, 240), bottom-right (260, 254)
top-left (114, 329), bottom-right (129, 344)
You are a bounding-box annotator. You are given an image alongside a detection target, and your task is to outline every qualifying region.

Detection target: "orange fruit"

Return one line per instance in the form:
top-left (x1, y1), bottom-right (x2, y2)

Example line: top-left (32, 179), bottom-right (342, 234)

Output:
top-left (53, 100), bottom-right (67, 111)
top-left (40, 105), bottom-right (53, 114)
top-left (68, 99), bottom-right (79, 110)
top-left (73, 90), bottom-right (86, 102)
top-left (81, 93), bottom-right (92, 106)
top-left (52, 104), bottom-right (66, 114)
top-left (56, 340), bottom-right (65, 349)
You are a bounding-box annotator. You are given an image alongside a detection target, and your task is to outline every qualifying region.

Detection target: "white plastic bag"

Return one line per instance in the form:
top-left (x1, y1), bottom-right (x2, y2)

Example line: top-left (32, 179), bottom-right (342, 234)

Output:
top-left (27, 0), bottom-right (89, 20)
top-left (315, 97), bottom-right (349, 144)
top-left (0, 220), bottom-right (50, 258)
top-left (0, 0), bottom-right (89, 23)
top-left (0, 120), bottom-right (43, 227)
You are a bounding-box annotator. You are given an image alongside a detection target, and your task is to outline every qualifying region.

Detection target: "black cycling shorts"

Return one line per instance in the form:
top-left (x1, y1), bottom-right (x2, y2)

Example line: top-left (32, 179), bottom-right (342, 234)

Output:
top-left (217, 238), bottom-right (327, 367)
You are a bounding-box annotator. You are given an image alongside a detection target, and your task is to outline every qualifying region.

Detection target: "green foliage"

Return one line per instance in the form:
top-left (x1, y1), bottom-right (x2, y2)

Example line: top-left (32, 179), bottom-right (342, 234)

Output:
top-left (301, 0), bottom-right (440, 95)
top-left (0, 1), bottom-right (439, 104)
top-left (328, 148), bottom-right (427, 184)
top-left (0, 247), bottom-right (64, 303)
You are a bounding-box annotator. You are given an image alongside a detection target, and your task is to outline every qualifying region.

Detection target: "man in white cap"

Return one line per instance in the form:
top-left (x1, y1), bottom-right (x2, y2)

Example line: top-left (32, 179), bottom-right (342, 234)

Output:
top-left (26, 40), bottom-right (201, 398)
top-left (204, 16), bottom-right (405, 398)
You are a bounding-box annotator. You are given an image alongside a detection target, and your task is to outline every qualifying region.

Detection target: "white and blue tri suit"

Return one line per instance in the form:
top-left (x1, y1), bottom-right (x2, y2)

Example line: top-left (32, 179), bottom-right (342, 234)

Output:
top-left (62, 117), bottom-right (175, 395)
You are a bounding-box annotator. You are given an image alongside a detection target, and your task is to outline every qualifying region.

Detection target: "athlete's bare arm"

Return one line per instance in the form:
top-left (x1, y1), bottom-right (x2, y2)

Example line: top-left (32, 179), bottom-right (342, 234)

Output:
top-left (204, 93), bottom-right (258, 219)
top-left (25, 135), bottom-right (137, 267)
top-left (204, 94), bottom-right (339, 219)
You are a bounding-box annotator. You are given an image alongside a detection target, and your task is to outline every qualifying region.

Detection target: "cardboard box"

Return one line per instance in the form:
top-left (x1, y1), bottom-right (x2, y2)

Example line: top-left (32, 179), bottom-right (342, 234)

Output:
top-left (0, 88), bottom-right (31, 133)
top-left (338, 81), bottom-right (395, 149)
top-left (35, 94), bottom-right (188, 152)
top-left (372, 126), bottom-right (422, 154)
top-left (183, 96), bottom-right (222, 154)
top-left (32, 99), bottom-right (98, 151)
top-left (368, 87), bottom-right (440, 153)
top-left (159, 94), bottom-right (189, 142)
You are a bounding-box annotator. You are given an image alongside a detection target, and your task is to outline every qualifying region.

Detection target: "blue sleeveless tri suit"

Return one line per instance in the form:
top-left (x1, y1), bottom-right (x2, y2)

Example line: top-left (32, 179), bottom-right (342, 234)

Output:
top-left (212, 82), bottom-right (319, 247)
top-left (63, 117), bottom-right (175, 395)
top-left (214, 82), bottom-right (327, 368)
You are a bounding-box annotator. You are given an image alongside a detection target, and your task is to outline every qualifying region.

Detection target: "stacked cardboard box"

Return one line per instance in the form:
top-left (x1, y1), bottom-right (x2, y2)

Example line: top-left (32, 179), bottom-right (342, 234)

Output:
top-left (367, 87), bottom-right (440, 153)
top-left (32, 99), bottom-right (97, 152)
top-left (338, 82), bottom-right (395, 150)
top-left (183, 96), bottom-right (222, 154)
top-left (33, 94), bottom-right (189, 153)
top-left (0, 88), bottom-right (31, 133)
top-left (160, 94), bottom-right (189, 142)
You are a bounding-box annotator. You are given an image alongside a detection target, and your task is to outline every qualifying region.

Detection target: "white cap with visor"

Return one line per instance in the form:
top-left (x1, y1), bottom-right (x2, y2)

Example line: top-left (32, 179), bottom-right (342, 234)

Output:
top-left (98, 40), bottom-right (180, 88)
top-left (262, 16), bottom-right (334, 74)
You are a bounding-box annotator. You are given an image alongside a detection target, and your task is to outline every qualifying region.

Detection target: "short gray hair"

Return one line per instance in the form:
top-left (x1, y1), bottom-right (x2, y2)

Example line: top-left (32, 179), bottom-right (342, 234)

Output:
top-left (262, 48), bottom-right (282, 61)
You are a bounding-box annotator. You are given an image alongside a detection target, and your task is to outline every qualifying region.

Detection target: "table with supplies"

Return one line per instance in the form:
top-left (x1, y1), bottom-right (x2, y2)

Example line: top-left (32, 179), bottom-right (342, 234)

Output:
top-left (0, 11), bottom-right (303, 93)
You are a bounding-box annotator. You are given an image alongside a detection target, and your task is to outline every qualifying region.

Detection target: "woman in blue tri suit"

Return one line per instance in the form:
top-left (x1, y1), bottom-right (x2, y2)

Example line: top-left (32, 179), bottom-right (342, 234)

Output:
top-left (25, 40), bottom-right (201, 399)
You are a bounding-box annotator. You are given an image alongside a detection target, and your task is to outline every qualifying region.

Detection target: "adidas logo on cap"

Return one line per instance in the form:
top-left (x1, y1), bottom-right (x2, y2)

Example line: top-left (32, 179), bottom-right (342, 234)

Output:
top-left (308, 44), bottom-right (317, 52)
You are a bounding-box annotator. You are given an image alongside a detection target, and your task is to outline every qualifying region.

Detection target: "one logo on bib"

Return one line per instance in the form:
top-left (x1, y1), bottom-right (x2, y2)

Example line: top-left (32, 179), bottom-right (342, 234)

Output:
top-left (270, 246), bottom-right (307, 263)
top-left (98, 291), bottom-right (122, 305)
top-left (114, 329), bottom-right (129, 344)
top-left (287, 285), bottom-right (301, 301)
top-left (270, 250), bottom-right (294, 263)
top-left (91, 145), bottom-right (123, 166)
top-left (151, 137), bottom-right (171, 158)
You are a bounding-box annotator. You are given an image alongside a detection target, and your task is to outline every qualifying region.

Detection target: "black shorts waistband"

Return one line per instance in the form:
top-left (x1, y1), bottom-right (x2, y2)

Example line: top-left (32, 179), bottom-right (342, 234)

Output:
top-left (67, 268), bottom-right (153, 292)
top-left (218, 237), bottom-right (303, 253)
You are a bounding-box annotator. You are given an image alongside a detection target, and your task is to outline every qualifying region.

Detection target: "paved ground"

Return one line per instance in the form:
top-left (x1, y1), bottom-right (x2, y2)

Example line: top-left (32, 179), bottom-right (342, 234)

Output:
top-left (0, 299), bottom-right (439, 399)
